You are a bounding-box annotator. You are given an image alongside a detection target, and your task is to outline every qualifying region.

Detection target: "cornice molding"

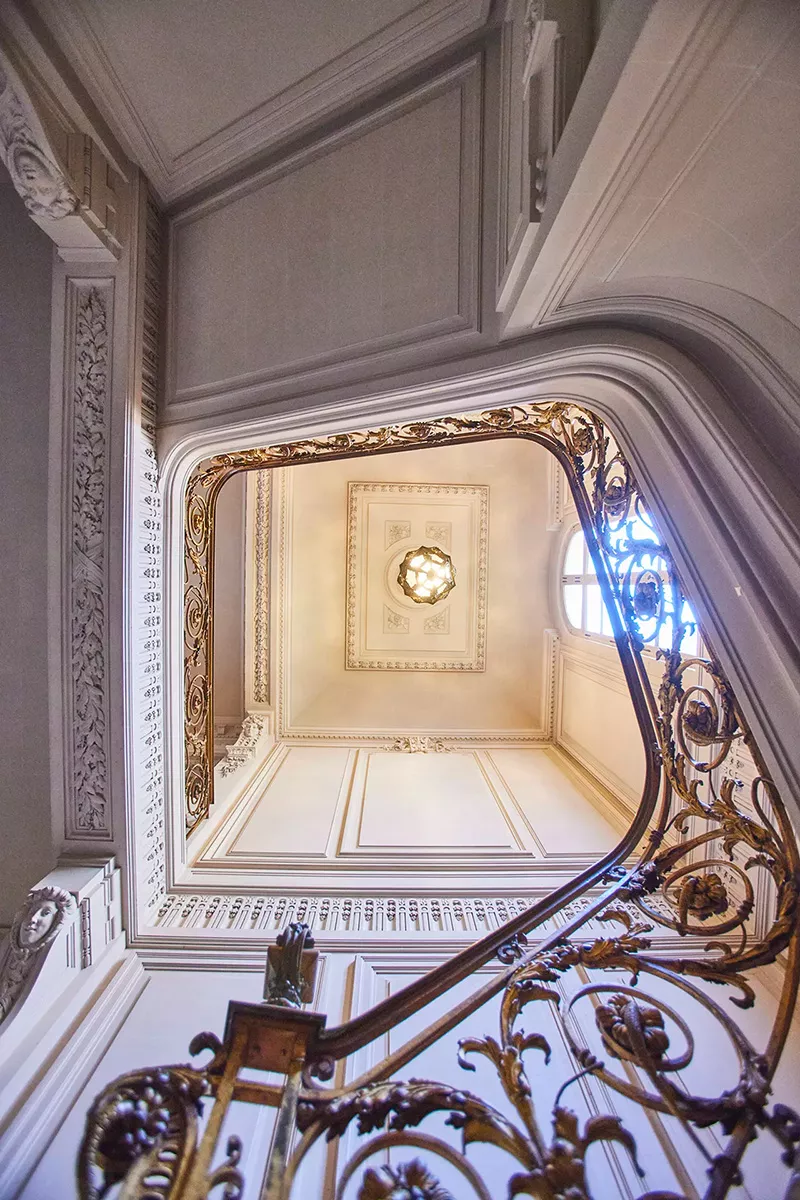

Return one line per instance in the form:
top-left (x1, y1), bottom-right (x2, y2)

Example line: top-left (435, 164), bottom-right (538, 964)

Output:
top-left (31, 0), bottom-right (490, 204)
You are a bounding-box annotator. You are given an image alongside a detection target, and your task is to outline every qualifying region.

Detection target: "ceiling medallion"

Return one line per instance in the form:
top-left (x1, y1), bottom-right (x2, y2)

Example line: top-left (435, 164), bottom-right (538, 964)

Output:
top-left (397, 545), bottom-right (455, 605)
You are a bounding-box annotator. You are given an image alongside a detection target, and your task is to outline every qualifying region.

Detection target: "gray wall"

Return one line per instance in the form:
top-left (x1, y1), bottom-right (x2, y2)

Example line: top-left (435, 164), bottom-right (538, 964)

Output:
top-left (0, 176), bottom-right (54, 924)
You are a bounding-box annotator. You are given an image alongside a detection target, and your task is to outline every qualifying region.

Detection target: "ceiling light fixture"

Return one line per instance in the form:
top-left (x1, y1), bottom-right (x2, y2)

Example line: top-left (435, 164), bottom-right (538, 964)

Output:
top-left (397, 545), bottom-right (456, 604)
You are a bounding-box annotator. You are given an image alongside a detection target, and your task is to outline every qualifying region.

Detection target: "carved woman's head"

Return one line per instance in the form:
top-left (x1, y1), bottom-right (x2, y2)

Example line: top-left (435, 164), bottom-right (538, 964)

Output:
top-left (11, 886), bottom-right (75, 952)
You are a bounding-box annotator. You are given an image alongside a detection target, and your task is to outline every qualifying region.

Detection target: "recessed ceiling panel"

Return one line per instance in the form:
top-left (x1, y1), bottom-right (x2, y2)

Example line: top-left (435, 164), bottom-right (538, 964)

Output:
top-left (346, 482), bottom-right (488, 670)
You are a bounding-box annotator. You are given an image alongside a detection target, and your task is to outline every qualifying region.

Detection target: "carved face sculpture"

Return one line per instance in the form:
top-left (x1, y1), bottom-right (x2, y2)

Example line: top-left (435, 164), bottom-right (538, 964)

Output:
top-left (19, 898), bottom-right (59, 948)
top-left (9, 143), bottom-right (77, 218)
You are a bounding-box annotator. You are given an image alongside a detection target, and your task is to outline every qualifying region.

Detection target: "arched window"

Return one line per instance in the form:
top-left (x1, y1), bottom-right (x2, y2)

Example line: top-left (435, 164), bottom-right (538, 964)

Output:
top-left (561, 523), bottom-right (698, 654)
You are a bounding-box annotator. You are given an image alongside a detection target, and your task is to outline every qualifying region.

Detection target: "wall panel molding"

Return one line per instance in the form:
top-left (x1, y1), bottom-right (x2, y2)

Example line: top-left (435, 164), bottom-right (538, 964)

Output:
top-left (30, 0), bottom-right (491, 203)
top-left (164, 56), bottom-right (484, 420)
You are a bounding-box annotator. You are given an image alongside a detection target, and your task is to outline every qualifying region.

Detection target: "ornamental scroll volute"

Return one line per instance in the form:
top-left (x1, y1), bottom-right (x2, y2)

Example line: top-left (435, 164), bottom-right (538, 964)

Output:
top-left (0, 43), bottom-right (124, 256)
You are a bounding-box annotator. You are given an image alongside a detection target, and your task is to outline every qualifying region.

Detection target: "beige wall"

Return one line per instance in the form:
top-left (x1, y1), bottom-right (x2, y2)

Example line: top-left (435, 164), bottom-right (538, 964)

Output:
top-left (0, 177), bottom-right (54, 925)
top-left (213, 471), bottom-right (246, 726)
top-left (281, 439), bottom-right (554, 737)
top-left (555, 642), bottom-right (647, 811)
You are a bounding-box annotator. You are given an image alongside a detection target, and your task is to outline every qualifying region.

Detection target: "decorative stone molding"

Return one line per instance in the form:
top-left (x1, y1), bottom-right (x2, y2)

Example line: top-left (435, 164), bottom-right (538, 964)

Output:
top-left (423, 607), bottom-right (450, 634)
top-left (219, 713), bottom-right (268, 777)
top-left (0, 887), bottom-right (77, 1026)
top-left (385, 521), bottom-right (411, 548)
top-left (0, 859), bottom-right (130, 1198)
top-left (150, 891), bottom-right (690, 945)
top-left (68, 283), bottom-right (112, 838)
top-left (130, 191), bottom-right (167, 910)
top-left (0, 61), bottom-right (78, 219)
top-left (383, 605), bottom-right (410, 634)
top-left (345, 481), bottom-right (488, 671)
top-left (523, 0), bottom-right (546, 56)
top-left (0, 857), bottom-right (120, 1028)
top-left (425, 521), bottom-right (451, 545)
top-left (154, 893), bottom-right (537, 935)
top-left (381, 736), bottom-right (453, 753)
top-left (32, 0), bottom-right (488, 203)
top-left (0, 47), bottom-right (123, 257)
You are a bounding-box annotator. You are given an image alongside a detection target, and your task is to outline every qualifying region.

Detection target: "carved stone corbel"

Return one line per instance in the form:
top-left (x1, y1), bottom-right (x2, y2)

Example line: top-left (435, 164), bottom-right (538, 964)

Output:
top-left (0, 43), bottom-right (124, 257)
top-left (0, 885), bottom-right (77, 1027)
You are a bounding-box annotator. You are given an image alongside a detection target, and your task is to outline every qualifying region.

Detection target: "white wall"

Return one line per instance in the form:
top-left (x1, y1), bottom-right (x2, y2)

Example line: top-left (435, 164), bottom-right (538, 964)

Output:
top-left (0, 176), bottom-right (55, 926)
top-left (20, 955), bottom-right (800, 1199)
top-left (21, 969), bottom-right (267, 1199)
top-left (555, 640), bottom-right (647, 811)
top-left (213, 470), bottom-right (246, 727)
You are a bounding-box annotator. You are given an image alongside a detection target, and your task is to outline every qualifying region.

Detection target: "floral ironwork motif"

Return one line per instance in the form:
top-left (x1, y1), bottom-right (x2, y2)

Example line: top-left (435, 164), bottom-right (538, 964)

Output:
top-left (358, 1159), bottom-right (453, 1200)
top-left (98, 398), bottom-right (800, 1198)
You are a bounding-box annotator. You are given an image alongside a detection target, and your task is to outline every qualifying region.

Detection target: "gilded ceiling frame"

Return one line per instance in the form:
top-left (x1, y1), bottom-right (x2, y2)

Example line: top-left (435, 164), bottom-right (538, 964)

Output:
top-left (183, 401), bottom-right (661, 833)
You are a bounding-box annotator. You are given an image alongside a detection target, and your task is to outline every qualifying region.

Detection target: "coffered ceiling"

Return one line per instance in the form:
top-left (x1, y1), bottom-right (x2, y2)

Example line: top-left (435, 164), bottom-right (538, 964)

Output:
top-left (29, 0), bottom-right (491, 202)
top-left (345, 480), bottom-right (489, 671)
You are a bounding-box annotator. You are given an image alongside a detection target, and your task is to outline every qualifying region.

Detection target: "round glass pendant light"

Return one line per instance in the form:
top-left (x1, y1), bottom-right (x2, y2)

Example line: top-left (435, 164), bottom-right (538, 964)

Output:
top-left (397, 545), bottom-right (456, 604)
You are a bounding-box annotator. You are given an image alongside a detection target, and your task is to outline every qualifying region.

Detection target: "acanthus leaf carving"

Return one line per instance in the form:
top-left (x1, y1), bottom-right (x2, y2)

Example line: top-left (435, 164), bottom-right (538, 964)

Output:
top-left (70, 284), bottom-right (111, 837)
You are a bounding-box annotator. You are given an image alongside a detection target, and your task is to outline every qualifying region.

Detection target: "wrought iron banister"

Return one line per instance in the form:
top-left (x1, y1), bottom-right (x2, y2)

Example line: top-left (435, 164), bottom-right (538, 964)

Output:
top-left (79, 402), bottom-right (800, 1198)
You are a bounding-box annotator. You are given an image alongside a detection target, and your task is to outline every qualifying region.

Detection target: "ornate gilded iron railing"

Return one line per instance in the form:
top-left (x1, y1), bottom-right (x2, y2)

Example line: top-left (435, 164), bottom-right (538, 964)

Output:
top-left (85, 403), bottom-right (800, 1197)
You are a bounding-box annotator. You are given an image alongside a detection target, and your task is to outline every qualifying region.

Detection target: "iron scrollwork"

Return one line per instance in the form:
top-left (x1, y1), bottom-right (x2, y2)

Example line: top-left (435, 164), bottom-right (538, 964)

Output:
top-left (87, 401), bottom-right (800, 1197)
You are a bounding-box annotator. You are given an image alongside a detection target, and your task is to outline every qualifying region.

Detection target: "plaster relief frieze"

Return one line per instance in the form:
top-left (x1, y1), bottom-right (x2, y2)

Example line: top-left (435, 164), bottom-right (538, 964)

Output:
top-left (132, 192), bottom-right (167, 907)
top-left (153, 893), bottom-right (535, 936)
top-left (423, 607), bottom-right (450, 635)
top-left (382, 736), bottom-right (453, 753)
top-left (383, 605), bottom-right (410, 634)
top-left (385, 521), bottom-right (411, 549)
top-left (425, 520), bottom-right (452, 546)
top-left (69, 284), bottom-right (111, 838)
